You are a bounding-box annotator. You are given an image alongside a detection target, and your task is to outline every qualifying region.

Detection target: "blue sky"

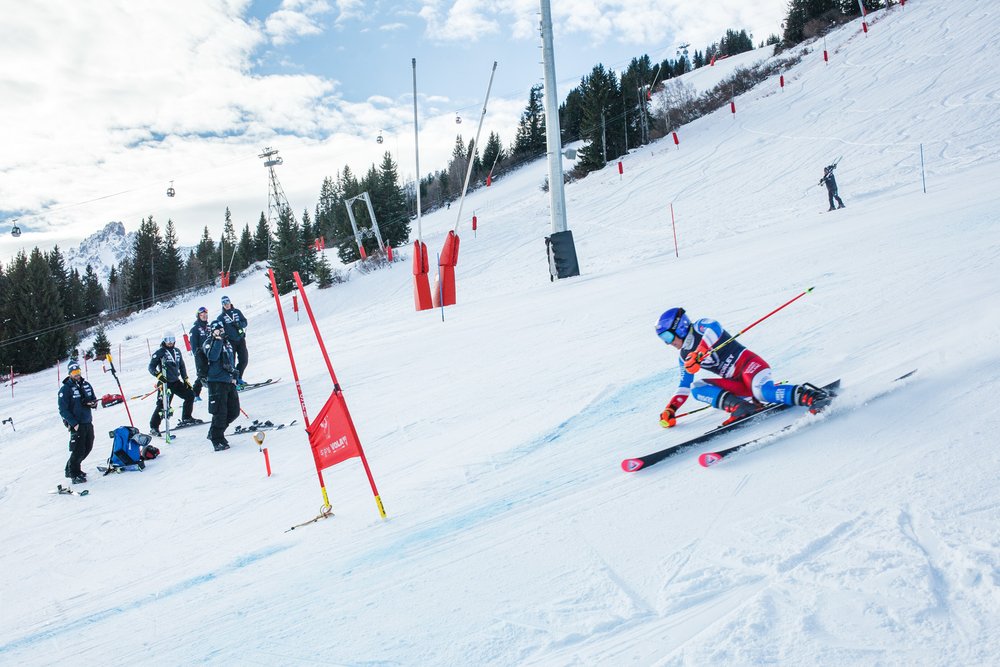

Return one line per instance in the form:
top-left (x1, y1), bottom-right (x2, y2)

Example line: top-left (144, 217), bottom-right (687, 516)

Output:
top-left (0, 0), bottom-right (786, 260)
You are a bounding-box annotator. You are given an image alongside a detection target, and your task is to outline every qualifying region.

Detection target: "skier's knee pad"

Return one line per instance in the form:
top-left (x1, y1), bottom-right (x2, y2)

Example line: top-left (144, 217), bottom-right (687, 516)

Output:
top-left (691, 381), bottom-right (724, 407)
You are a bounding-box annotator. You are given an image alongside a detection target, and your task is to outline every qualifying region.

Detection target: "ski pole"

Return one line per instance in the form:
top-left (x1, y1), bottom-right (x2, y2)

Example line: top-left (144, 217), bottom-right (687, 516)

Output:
top-left (701, 287), bottom-right (816, 361)
top-left (105, 354), bottom-right (135, 428)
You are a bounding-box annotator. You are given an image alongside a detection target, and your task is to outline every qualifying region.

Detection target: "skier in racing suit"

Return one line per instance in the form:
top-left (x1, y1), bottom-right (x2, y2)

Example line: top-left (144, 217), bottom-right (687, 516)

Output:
top-left (655, 308), bottom-right (829, 428)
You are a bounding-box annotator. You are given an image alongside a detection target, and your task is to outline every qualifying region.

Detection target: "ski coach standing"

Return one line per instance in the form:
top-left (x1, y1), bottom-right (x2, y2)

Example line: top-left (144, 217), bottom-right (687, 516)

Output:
top-left (204, 320), bottom-right (240, 451)
top-left (57, 361), bottom-right (98, 484)
top-left (148, 332), bottom-right (198, 436)
top-left (655, 308), bottom-right (830, 428)
top-left (218, 295), bottom-right (249, 388)
top-left (819, 163), bottom-right (846, 211)
top-left (189, 306), bottom-right (211, 401)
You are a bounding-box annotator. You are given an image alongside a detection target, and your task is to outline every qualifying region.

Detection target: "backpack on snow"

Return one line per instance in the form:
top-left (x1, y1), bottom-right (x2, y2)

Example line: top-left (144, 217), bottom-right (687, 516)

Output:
top-left (107, 426), bottom-right (157, 471)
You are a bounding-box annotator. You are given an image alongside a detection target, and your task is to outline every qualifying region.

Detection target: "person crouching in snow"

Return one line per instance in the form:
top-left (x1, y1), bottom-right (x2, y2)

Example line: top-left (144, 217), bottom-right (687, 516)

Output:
top-left (655, 307), bottom-right (829, 428)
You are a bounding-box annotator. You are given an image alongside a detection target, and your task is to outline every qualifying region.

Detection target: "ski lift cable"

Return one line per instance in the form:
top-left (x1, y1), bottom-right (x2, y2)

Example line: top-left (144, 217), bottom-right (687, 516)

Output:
top-left (8, 152), bottom-right (259, 228)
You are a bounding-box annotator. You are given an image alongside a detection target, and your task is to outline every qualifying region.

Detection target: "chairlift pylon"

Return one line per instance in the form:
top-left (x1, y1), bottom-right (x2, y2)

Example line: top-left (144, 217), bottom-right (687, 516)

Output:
top-left (166, 180), bottom-right (176, 197)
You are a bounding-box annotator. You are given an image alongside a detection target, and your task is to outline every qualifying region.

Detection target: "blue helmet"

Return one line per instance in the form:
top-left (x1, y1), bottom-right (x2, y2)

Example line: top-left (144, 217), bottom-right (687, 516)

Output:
top-left (656, 307), bottom-right (690, 343)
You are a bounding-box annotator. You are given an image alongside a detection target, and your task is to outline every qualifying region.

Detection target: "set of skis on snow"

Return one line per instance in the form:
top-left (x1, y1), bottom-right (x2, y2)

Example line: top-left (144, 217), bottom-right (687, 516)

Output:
top-left (622, 370), bottom-right (916, 473)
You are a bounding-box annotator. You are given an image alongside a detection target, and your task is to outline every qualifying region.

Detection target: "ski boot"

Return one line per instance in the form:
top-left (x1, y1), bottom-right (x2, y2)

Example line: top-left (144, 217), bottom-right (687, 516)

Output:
top-left (794, 383), bottom-right (831, 413)
top-left (717, 391), bottom-right (764, 426)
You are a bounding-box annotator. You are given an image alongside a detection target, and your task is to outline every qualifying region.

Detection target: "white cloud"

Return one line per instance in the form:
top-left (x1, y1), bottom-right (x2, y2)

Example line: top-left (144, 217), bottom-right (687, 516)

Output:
top-left (379, 22), bottom-right (408, 32)
top-left (264, 0), bottom-right (332, 46)
top-left (419, 0), bottom-right (784, 48)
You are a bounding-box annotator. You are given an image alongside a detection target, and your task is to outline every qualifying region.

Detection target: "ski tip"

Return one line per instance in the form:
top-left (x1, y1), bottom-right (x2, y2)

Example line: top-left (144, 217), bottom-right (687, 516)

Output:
top-left (621, 458), bottom-right (645, 473)
top-left (698, 452), bottom-right (723, 468)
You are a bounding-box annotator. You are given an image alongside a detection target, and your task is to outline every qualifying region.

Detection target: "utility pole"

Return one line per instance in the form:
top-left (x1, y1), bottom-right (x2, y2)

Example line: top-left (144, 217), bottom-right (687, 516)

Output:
top-left (539, 0), bottom-right (580, 279)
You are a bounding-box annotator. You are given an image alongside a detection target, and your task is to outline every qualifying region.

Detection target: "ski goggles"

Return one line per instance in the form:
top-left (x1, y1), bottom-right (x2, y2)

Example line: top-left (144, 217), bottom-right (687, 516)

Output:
top-left (658, 330), bottom-right (676, 344)
top-left (197, 306), bottom-right (208, 314)
top-left (163, 335), bottom-right (176, 344)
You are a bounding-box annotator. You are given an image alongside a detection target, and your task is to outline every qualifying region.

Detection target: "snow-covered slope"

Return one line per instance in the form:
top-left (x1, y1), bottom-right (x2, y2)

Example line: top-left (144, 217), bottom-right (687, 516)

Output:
top-left (2, 2), bottom-right (999, 664)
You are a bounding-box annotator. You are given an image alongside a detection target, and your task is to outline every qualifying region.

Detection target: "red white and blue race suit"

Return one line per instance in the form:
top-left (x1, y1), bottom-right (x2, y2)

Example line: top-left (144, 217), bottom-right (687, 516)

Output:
top-left (665, 318), bottom-right (797, 413)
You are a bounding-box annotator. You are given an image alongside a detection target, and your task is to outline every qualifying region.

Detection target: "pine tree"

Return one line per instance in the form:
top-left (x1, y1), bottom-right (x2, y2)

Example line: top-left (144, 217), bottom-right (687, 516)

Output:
top-left (512, 84), bottom-right (547, 159)
top-left (4, 249), bottom-right (69, 372)
top-left (253, 213), bottom-right (272, 262)
top-left (299, 209), bottom-right (318, 281)
top-left (375, 151), bottom-right (410, 248)
top-left (481, 132), bottom-right (506, 181)
top-left (160, 219), bottom-right (183, 296)
top-left (64, 268), bottom-right (86, 322)
top-left (447, 135), bottom-right (468, 199)
top-left (92, 324), bottom-right (111, 358)
top-left (220, 207), bottom-right (238, 275)
top-left (106, 265), bottom-right (123, 313)
top-left (234, 223), bottom-right (255, 273)
top-left (268, 207), bottom-right (301, 294)
top-left (577, 64), bottom-right (624, 172)
top-left (315, 251), bottom-right (334, 288)
top-left (195, 225), bottom-right (219, 285)
top-left (83, 264), bottom-right (105, 316)
top-left (126, 216), bottom-right (165, 309)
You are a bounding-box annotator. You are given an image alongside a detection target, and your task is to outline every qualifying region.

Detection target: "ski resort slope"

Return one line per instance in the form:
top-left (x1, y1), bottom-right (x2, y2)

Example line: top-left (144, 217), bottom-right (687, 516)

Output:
top-left (2, 2), bottom-right (999, 664)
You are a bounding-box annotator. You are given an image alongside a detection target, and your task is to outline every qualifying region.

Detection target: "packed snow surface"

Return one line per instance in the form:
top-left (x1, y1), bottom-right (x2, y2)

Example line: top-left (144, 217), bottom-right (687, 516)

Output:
top-left (1, 3), bottom-right (998, 664)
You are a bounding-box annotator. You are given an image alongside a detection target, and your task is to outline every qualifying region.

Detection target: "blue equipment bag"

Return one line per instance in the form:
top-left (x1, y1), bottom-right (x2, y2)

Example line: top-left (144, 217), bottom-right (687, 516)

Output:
top-left (107, 426), bottom-right (155, 470)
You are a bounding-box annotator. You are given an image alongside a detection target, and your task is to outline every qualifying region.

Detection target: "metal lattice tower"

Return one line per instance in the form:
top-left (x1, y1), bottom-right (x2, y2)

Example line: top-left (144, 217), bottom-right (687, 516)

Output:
top-left (259, 147), bottom-right (292, 228)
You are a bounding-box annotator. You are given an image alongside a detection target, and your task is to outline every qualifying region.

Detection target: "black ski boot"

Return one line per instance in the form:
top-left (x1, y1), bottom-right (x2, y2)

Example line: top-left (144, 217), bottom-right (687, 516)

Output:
top-left (794, 383), bottom-right (831, 412)
top-left (716, 391), bottom-right (763, 425)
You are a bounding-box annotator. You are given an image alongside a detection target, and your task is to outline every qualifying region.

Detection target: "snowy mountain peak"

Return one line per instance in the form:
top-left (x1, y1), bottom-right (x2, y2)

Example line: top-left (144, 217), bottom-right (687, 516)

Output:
top-left (65, 221), bottom-right (135, 283)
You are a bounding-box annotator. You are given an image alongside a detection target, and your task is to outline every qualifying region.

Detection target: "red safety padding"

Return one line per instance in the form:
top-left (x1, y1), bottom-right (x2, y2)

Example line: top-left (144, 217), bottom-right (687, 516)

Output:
top-left (439, 231), bottom-right (460, 267)
top-left (412, 240), bottom-right (429, 275)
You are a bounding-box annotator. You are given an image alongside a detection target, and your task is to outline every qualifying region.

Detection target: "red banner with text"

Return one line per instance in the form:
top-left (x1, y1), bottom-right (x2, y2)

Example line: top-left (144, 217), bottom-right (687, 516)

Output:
top-left (307, 391), bottom-right (361, 470)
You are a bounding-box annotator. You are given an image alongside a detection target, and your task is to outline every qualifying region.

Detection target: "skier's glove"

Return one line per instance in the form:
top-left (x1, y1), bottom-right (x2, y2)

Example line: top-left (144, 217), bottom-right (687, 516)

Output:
top-left (684, 342), bottom-right (710, 374)
top-left (659, 407), bottom-right (676, 428)
top-left (184, 378), bottom-right (193, 390)
top-left (155, 372), bottom-right (166, 384)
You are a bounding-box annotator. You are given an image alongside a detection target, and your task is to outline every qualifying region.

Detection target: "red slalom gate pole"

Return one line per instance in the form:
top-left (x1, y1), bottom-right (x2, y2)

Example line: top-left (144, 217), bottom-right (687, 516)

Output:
top-left (268, 269), bottom-right (328, 508)
top-left (292, 271), bottom-right (385, 519)
top-left (263, 448), bottom-right (271, 476)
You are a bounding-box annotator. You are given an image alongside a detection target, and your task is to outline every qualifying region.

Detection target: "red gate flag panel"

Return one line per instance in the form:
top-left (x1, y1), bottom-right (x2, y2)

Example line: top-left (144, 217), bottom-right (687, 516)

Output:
top-left (308, 391), bottom-right (361, 470)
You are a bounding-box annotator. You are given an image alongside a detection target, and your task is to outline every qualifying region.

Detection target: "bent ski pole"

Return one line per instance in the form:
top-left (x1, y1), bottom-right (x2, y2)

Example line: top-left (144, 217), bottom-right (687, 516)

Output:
top-left (703, 287), bottom-right (816, 360)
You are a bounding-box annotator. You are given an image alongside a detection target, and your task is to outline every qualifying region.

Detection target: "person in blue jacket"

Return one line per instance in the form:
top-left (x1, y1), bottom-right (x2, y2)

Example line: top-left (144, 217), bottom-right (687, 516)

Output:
top-left (204, 320), bottom-right (240, 451)
top-left (189, 306), bottom-right (211, 400)
top-left (655, 308), bottom-right (829, 428)
top-left (819, 164), bottom-right (846, 211)
top-left (57, 361), bottom-right (98, 483)
top-left (218, 295), bottom-right (249, 387)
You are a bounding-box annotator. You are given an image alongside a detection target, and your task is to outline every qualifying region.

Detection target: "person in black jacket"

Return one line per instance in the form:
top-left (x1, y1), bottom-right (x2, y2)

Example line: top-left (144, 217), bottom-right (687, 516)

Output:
top-left (819, 164), bottom-right (846, 211)
top-left (189, 306), bottom-right (211, 400)
top-left (148, 332), bottom-right (198, 436)
top-left (57, 361), bottom-right (98, 483)
top-left (218, 295), bottom-right (249, 388)
top-left (204, 320), bottom-right (240, 450)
